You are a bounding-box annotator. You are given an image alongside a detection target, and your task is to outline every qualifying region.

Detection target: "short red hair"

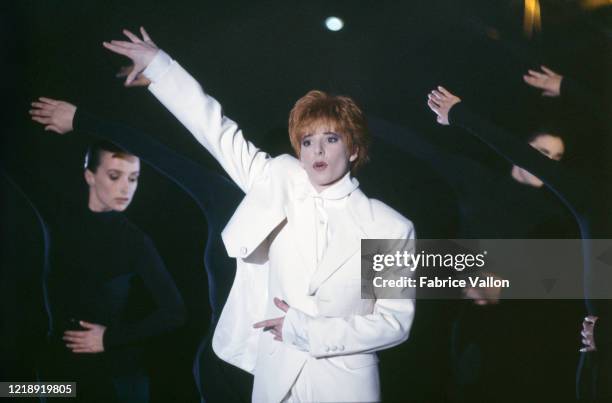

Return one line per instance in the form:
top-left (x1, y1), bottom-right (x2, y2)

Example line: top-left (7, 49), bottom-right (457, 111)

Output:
top-left (288, 90), bottom-right (370, 173)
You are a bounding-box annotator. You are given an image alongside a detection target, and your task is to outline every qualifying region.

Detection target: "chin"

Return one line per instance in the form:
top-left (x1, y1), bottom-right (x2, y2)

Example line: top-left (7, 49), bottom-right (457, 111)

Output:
top-left (112, 204), bottom-right (129, 212)
top-left (313, 177), bottom-right (336, 188)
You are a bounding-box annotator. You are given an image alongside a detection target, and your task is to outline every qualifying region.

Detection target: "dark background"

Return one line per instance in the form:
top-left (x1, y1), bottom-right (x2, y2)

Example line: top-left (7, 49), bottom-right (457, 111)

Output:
top-left (1, 1), bottom-right (611, 401)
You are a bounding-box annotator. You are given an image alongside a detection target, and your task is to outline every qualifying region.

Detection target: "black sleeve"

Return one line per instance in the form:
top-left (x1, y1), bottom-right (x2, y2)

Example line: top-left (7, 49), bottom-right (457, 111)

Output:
top-left (595, 318), bottom-right (610, 352)
top-left (559, 78), bottom-right (600, 108)
top-left (103, 234), bottom-right (186, 348)
top-left (448, 103), bottom-right (590, 215)
top-left (73, 109), bottom-right (242, 219)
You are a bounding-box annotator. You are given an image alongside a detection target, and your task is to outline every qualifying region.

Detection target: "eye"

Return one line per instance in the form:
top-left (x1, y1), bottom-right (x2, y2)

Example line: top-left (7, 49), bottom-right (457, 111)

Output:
top-left (327, 135), bottom-right (339, 143)
top-left (129, 176), bottom-right (139, 183)
top-left (302, 139), bottom-right (311, 147)
top-left (109, 174), bottom-right (120, 181)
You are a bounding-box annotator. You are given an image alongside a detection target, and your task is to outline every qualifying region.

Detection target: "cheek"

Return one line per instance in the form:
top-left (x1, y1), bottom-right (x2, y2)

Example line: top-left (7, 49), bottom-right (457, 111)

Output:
top-left (299, 151), bottom-right (312, 166)
top-left (102, 183), bottom-right (117, 199)
top-left (330, 147), bottom-right (350, 168)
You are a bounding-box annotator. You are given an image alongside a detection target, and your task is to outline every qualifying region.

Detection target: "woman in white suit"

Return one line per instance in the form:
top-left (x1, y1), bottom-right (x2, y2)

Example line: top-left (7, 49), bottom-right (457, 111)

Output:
top-left (102, 27), bottom-right (415, 402)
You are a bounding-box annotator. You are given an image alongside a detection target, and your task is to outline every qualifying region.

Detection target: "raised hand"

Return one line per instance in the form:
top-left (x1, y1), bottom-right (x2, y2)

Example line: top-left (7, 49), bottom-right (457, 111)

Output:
top-left (116, 65), bottom-right (152, 87)
top-left (427, 86), bottom-right (461, 125)
top-left (253, 297), bottom-right (290, 341)
top-left (462, 274), bottom-right (503, 306)
top-left (103, 27), bottom-right (158, 85)
top-left (29, 97), bottom-right (77, 134)
top-left (580, 315), bottom-right (598, 352)
top-left (62, 320), bottom-right (107, 353)
top-left (523, 66), bottom-right (562, 97)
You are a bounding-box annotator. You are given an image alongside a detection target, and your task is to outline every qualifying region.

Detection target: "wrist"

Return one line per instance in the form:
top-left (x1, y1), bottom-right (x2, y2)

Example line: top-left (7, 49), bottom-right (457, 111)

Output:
top-left (142, 50), bottom-right (172, 82)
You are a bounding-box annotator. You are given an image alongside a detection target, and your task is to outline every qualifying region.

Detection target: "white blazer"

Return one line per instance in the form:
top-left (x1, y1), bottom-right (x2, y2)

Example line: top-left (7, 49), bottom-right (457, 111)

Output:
top-left (145, 51), bottom-right (416, 403)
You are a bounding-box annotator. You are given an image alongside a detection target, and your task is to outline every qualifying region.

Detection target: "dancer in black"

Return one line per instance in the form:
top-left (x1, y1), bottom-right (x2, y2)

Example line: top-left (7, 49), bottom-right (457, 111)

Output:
top-left (18, 118), bottom-right (186, 402)
top-left (369, 115), bottom-right (580, 400)
top-left (30, 97), bottom-right (250, 402)
top-left (428, 85), bottom-right (612, 400)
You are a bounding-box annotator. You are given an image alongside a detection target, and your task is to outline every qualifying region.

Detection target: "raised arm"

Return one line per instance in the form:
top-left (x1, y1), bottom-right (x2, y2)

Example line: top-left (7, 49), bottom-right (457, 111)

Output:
top-left (30, 98), bottom-right (242, 219)
top-left (103, 28), bottom-right (271, 193)
top-left (523, 65), bottom-right (607, 120)
top-left (426, 86), bottom-right (589, 213)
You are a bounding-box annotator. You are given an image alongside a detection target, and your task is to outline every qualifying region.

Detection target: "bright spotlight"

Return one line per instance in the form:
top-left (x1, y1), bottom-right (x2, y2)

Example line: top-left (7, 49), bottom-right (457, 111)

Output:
top-left (325, 16), bottom-right (344, 32)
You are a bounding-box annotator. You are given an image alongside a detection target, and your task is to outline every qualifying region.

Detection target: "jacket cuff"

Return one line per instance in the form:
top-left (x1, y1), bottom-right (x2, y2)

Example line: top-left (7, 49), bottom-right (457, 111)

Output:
top-left (143, 50), bottom-right (173, 82)
top-left (282, 307), bottom-right (311, 352)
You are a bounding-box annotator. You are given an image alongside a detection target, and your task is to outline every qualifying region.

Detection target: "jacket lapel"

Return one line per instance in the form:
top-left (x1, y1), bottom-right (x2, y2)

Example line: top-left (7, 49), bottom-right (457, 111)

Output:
top-left (308, 190), bottom-right (370, 295)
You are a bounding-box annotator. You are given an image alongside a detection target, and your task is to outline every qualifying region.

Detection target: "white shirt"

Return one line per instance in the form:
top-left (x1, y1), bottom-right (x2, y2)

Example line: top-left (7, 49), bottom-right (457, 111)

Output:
top-left (283, 172), bottom-right (359, 351)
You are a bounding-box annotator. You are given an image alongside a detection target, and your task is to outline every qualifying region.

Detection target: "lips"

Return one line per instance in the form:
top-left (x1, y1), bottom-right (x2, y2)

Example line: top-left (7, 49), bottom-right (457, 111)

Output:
top-left (115, 198), bottom-right (130, 204)
top-left (313, 161), bottom-right (328, 171)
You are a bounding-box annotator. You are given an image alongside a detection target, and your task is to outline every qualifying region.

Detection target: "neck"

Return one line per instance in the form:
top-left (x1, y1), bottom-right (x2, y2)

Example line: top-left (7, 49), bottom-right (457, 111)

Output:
top-left (88, 194), bottom-right (111, 212)
top-left (311, 172), bottom-right (350, 194)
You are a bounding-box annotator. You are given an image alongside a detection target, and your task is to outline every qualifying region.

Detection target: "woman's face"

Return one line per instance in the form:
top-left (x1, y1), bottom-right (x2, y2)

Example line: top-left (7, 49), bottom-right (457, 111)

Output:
top-left (512, 134), bottom-right (565, 187)
top-left (299, 125), bottom-right (357, 193)
top-left (85, 151), bottom-right (140, 212)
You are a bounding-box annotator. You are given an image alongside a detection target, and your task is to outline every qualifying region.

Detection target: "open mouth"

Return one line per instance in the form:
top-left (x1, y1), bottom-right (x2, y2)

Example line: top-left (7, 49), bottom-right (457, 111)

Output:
top-left (313, 161), bottom-right (328, 171)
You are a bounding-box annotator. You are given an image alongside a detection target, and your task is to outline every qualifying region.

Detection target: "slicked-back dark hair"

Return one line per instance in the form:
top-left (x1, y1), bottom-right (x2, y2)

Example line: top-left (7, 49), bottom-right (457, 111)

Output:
top-left (84, 140), bottom-right (133, 172)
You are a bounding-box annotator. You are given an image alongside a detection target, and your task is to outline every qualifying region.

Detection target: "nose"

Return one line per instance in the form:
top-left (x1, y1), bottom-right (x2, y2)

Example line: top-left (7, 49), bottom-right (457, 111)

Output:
top-left (314, 140), bottom-right (325, 156)
top-left (119, 179), bottom-right (130, 195)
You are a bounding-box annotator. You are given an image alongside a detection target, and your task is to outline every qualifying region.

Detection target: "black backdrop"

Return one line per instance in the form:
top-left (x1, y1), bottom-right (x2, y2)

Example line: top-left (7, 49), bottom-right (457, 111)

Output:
top-left (2, 1), bottom-right (611, 401)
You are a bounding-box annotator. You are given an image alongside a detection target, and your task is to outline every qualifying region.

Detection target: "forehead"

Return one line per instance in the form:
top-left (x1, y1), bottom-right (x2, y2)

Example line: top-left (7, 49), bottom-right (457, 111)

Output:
top-left (98, 151), bottom-right (140, 171)
top-left (299, 119), bottom-right (343, 137)
top-left (531, 134), bottom-right (564, 152)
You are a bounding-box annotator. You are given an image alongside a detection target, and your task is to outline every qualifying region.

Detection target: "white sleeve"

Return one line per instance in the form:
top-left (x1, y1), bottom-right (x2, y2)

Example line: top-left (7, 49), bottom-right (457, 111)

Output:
top-left (143, 50), bottom-right (270, 193)
top-left (286, 223), bottom-right (416, 358)
top-left (282, 307), bottom-right (312, 352)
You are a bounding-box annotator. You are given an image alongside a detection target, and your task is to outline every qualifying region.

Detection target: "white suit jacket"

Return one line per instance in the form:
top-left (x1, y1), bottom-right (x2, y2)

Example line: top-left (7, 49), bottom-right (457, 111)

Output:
top-left (144, 51), bottom-right (415, 402)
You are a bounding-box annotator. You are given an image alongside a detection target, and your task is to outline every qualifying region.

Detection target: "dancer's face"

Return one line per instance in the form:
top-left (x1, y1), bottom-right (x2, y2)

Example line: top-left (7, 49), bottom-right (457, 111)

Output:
top-left (512, 134), bottom-right (565, 188)
top-left (299, 124), bottom-right (358, 193)
top-left (85, 151), bottom-right (140, 212)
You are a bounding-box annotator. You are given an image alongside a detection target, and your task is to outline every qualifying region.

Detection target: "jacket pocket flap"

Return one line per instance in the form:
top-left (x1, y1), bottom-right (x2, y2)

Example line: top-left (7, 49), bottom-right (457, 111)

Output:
top-left (341, 353), bottom-right (378, 370)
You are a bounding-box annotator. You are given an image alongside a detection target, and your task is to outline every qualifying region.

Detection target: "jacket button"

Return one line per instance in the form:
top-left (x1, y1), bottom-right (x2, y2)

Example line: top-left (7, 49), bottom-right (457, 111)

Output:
top-left (240, 247), bottom-right (248, 256)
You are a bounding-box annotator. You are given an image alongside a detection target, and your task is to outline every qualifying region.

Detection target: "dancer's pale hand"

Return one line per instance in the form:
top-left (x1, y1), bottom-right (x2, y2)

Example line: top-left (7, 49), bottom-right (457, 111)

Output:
top-left (427, 86), bottom-right (461, 125)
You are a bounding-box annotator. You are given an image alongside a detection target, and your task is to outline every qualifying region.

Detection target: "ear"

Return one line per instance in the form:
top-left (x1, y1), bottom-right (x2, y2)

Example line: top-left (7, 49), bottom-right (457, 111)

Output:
top-left (84, 169), bottom-right (95, 187)
top-left (349, 146), bottom-right (359, 162)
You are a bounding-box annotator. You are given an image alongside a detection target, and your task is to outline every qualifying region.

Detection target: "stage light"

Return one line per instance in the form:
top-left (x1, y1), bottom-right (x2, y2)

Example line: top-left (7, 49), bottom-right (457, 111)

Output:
top-left (325, 16), bottom-right (344, 32)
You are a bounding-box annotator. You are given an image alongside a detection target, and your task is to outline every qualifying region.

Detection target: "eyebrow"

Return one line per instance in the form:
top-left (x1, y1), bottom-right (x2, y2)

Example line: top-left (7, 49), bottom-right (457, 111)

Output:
top-left (106, 169), bottom-right (140, 175)
top-left (302, 131), bottom-right (340, 138)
